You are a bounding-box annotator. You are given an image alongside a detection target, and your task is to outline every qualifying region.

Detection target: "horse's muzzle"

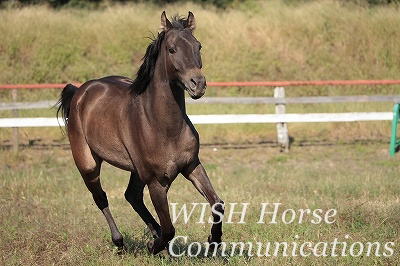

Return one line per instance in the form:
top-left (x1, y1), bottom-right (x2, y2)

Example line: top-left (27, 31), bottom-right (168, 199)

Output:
top-left (187, 75), bottom-right (206, 99)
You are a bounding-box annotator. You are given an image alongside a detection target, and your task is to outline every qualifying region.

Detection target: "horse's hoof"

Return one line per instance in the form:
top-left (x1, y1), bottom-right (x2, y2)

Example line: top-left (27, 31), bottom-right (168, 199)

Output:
top-left (112, 234), bottom-right (124, 249)
top-left (117, 245), bottom-right (127, 255)
top-left (159, 249), bottom-right (169, 257)
top-left (147, 240), bottom-right (155, 254)
top-left (207, 235), bottom-right (221, 251)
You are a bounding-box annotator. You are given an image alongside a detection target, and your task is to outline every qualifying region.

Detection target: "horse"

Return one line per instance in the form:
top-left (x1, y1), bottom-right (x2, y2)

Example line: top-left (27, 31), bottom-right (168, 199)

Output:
top-left (57, 11), bottom-right (224, 255)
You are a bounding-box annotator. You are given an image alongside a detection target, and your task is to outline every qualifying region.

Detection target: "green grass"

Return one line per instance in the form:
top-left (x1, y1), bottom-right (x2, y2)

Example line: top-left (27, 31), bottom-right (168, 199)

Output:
top-left (0, 143), bottom-right (399, 265)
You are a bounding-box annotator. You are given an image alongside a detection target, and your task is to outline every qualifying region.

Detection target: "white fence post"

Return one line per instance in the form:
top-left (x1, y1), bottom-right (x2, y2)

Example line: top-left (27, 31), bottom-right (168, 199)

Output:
top-left (274, 87), bottom-right (289, 152)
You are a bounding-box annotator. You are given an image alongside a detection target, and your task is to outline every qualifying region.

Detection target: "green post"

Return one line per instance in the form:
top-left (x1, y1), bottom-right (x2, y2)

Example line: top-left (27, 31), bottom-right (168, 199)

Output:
top-left (389, 103), bottom-right (400, 156)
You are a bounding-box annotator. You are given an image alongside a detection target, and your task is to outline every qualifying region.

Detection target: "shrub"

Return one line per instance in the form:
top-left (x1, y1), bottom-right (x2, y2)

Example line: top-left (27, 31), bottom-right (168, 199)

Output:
top-left (1, 0), bottom-right (241, 9)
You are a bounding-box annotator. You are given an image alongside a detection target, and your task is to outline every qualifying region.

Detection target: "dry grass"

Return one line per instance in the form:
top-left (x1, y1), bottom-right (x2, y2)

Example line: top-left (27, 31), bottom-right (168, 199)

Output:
top-left (0, 1), bottom-right (399, 86)
top-left (0, 143), bottom-right (399, 265)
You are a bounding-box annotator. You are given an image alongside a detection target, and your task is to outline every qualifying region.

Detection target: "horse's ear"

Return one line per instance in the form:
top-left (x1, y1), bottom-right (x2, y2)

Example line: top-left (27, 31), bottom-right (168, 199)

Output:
top-left (187, 11), bottom-right (196, 31)
top-left (161, 11), bottom-right (172, 31)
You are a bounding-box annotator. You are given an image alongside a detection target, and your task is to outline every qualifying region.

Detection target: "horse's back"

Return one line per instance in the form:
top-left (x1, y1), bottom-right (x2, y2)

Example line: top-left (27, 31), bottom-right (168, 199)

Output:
top-left (73, 75), bottom-right (132, 111)
top-left (79, 75), bottom-right (132, 96)
top-left (98, 76), bottom-right (134, 86)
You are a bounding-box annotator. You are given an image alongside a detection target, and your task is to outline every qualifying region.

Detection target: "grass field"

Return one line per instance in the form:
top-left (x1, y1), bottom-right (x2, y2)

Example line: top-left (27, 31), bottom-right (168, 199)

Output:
top-left (0, 142), bottom-right (399, 265)
top-left (1, 2), bottom-right (399, 264)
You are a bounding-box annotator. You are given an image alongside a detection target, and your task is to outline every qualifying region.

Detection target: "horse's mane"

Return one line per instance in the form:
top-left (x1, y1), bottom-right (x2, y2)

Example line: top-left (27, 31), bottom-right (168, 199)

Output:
top-left (129, 15), bottom-right (188, 97)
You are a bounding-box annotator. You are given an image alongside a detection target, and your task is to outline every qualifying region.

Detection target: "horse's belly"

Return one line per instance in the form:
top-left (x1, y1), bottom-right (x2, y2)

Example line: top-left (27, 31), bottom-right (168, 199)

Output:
top-left (104, 156), bottom-right (134, 172)
top-left (88, 136), bottom-right (135, 172)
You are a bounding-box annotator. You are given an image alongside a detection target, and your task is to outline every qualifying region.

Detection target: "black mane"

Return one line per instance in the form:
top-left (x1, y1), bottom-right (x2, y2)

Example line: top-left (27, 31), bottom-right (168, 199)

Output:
top-left (129, 15), bottom-right (188, 97)
top-left (129, 31), bottom-right (165, 97)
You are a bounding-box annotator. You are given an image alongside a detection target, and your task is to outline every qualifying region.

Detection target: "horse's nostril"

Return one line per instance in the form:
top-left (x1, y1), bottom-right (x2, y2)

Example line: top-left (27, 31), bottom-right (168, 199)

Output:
top-left (190, 78), bottom-right (197, 87)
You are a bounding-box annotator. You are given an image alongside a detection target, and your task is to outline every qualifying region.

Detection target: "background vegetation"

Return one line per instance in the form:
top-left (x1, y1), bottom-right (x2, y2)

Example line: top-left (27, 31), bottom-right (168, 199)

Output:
top-left (1, 1), bottom-right (399, 89)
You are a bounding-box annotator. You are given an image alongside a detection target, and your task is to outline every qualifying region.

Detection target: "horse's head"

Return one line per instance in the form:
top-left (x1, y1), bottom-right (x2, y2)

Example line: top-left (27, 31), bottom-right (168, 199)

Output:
top-left (161, 11), bottom-right (206, 100)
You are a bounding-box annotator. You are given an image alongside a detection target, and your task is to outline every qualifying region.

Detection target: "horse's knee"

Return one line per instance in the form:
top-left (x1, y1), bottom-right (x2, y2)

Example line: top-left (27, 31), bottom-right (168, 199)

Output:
top-left (213, 200), bottom-right (225, 217)
top-left (162, 227), bottom-right (175, 242)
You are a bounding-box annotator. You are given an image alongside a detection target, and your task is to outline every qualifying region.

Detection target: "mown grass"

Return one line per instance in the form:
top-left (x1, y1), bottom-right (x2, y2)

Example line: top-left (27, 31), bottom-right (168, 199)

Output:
top-left (0, 143), bottom-right (399, 265)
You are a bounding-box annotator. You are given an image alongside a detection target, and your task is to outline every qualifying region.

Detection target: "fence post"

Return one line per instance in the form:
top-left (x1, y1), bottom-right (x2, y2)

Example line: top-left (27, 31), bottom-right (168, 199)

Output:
top-left (274, 87), bottom-right (289, 152)
top-left (12, 89), bottom-right (19, 153)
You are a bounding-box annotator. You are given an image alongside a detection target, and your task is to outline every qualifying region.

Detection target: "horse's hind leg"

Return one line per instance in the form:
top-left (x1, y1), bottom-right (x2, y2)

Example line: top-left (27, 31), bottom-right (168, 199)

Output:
top-left (81, 167), bottom-right (125, 250)
top-left (124, 172), bottom-right (161, 239)
top-left (69, 135), bottom-right (125, 250)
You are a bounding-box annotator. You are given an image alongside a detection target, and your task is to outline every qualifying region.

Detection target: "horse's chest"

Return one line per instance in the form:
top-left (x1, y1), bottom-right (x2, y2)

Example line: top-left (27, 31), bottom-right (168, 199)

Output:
top-left (146, 137), bottom-right (197, 182)
top-left (159, 145), bottom-right (195, 175)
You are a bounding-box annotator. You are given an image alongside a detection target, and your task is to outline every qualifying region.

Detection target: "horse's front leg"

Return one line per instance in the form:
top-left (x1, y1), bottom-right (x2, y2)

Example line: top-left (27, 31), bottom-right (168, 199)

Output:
top-left (183, 162), bottom-right (225, 246)
top-left (147, 181), bottom-right (175, 255)
top-left (125, 171), bottom-right (161, 239)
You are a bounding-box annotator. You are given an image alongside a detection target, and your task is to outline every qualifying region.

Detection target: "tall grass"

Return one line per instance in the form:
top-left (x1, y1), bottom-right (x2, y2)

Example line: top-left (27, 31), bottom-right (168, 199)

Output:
top-left (0, 1), bottom-right (399, 89)
top-left (0, 1), bottom-right (399, 144)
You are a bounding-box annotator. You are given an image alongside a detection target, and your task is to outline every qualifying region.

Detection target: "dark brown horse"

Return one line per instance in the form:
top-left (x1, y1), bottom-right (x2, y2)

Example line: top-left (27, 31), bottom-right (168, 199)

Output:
top-left (57, 11), bottom-right (224, 255)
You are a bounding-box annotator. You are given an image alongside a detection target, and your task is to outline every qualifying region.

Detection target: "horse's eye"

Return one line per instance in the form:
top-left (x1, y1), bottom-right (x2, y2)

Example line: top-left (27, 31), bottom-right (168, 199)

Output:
top-left (168, 47), bottom-right (176, 54)
top-left (199, 45), bottom-right (202, 51)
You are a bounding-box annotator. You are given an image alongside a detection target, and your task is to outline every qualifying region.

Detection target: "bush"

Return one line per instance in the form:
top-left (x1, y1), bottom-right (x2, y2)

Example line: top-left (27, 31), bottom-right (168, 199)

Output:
top-left (341, 0), bottom-right (399, 6)
top-left (282, 0), bottom-right (398, 6)
top-left (2, 0), bottom-right (398, 9)
top-left (1, 0), bottom-right (241, 9)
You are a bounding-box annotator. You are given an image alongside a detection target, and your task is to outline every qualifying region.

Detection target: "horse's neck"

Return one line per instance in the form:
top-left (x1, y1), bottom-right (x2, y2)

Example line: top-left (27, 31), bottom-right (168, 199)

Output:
top-left (140, 63), bottom-right (186, 132)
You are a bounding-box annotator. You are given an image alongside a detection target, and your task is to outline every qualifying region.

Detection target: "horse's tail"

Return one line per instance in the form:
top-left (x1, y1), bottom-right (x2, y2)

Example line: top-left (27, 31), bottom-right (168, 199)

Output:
top-left (56, 83), bottom-right (78, 127)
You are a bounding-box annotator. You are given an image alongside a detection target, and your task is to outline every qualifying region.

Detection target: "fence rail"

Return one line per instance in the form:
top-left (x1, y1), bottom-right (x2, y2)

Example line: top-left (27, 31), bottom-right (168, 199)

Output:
top-left (1, 81), bottom-right (399, 152)
top-left (0, 112), bottom-right (393, 129)
top-left (1, 79), bottom-right (400, 90)
top-left (1, 95), bottom-right (400, 111)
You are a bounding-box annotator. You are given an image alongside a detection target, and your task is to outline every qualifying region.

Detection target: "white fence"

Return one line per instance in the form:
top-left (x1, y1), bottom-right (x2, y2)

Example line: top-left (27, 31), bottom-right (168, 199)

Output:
top-left (1, 86), bottom-right (398, 152)
top-left (0, 112), bottom-right (393, 128)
